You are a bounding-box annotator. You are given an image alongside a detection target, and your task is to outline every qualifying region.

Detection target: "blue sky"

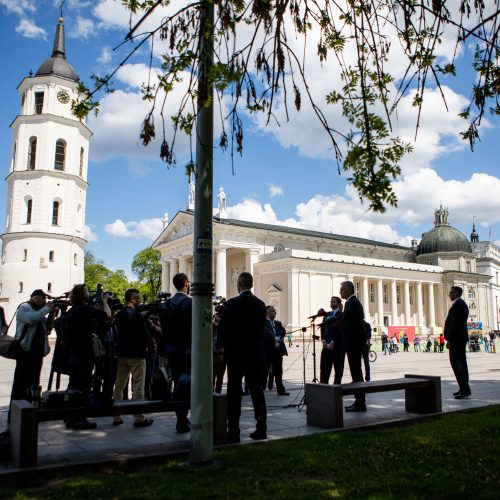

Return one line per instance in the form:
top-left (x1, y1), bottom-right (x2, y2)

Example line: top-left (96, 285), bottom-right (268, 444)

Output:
top-left (1, 0), bottom-right (499, 279)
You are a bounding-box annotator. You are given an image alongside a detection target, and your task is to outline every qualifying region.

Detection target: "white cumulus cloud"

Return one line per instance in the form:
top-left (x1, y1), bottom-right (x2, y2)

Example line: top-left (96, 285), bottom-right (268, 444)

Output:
top-left (84, 224), bottom-right (99, 242)
top-left (269, 184), bottom-right (284, 197)
top-left (15, 18), bottom-right (47, 39)
top-left (105, 218), bottom-right (163, 240)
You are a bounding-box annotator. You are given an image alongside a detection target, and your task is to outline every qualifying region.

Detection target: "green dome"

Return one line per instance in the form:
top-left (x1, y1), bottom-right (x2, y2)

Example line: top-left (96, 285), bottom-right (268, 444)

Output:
top-left (417, 225), bottom-right (472, 255)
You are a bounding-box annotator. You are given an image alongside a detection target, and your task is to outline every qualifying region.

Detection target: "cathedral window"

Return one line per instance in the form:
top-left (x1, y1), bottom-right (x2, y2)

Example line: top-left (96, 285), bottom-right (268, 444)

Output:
top-left (383, 284), bottom-right (388, 303)
top-left (19, 282), bottom-right (23, 293)
top-left (52, 201), bottom-right (60, 225)
top-left (54, 140), bottom-right (66, 171)
top-left (26, 198), bottom-right (33, 224)
top-left (79, 147), bottom-right (84, 176)
top-left (369, 283), bottom-right (375, 302)
top-left (49, 251), bottom-right (54, 262)
top-left (23, 249), bottom-right (27, 261)
top-left (273, 243), bottom-right (285, 252)
top-left (27, 137), bottom-right (37, 170)
top-left (34, 92), bottom-right (44, 114)
top-left (47, 283), bottom-right (52, 293)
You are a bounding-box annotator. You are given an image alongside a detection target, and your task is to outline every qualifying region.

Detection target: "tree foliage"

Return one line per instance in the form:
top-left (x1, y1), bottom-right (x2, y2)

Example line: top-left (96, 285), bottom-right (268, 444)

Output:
top-left (131, 247), bottom-right (162, 301)
top-left (73, 0), bottom-right (499, 212)
top-left (84, 250), bottom-right (131, 299)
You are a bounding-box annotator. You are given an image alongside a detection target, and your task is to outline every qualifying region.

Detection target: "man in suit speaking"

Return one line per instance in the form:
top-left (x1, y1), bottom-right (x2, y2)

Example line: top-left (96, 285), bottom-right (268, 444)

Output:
top-left (219, 272), bottom-right (267, 443)
top-left (444, 286), bottom-right (471, 399)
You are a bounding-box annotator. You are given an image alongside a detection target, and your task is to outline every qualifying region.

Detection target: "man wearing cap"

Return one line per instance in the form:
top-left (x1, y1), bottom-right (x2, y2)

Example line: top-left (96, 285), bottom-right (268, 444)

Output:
top-left (9, 289), bottom-right (57, 422)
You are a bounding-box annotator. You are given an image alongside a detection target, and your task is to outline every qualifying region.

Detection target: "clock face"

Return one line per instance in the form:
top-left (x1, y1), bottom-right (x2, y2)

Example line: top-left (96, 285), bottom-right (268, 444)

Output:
top-left (57, 90), bottom-right (70, 104)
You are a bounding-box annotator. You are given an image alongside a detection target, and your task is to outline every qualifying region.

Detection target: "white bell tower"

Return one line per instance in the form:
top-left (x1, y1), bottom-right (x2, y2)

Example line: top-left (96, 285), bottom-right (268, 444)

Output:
top-left (0, 18), bottom-right (91, 321)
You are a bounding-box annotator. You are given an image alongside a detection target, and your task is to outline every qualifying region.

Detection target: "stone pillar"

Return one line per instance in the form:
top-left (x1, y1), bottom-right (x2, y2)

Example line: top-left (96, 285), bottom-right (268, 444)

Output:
top-left (161, 260), bottom-right (170, 293)
top-left (404, 280), bottom-right (411, 325)
top-left (178, 255), bottom-right (188, 275)
top-left (391, 280), bottom-right (398, 326)
top-left (245, 249), bottom-right (259, 278)
top-left (187, 259), bottom-right (193, 281)
top-left (427, 283), bottom-right (436, 333)
top-left (416, 282), bottom-right (424, 327)
top-left (376, 278), bottom-right (384, 328)
top-left (170, 259), bottom-right (179, 283)
top-left (215, 248), bottom-right (227, 298)
top-left (288, 271), bottom-right (299, 329)
top-left (362, 277), bottom-right (369, 321)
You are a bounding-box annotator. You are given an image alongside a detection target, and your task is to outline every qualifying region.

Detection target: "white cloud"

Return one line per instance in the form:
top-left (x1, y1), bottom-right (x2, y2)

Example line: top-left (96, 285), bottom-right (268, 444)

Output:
top-left (0, 0), bottom-right (35, 16)
top-left (84, 224), bottom-right (99, 242)
top-left (15, 18), bottom-right (47, 39)
top-left (269, 184), bottom-right (284, 197)
top-left (227, 199), bottom-right (280, 225)
top-left (97, 46), bottom-right (112, 64)
top-left (104, 217), bottom-right (163, 240)
top-left (71, 16), bottom-right (95, 39)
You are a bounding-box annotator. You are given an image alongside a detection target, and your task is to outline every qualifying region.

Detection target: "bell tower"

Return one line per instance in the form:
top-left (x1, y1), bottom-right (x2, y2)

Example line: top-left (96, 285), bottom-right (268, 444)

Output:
top-left (0, 18), bottom-right (91, 321)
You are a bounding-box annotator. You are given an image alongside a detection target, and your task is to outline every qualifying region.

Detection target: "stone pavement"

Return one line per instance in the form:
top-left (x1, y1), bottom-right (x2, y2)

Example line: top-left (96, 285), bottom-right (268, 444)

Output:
top-left (1, 338), bottom-right (499, 474)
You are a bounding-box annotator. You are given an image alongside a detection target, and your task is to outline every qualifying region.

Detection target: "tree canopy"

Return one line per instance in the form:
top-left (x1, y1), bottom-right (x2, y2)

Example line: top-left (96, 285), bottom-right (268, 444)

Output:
top-left (131, 247), bottom-right (162, 300)
top-left (74, 0), bottom-right (499, 212)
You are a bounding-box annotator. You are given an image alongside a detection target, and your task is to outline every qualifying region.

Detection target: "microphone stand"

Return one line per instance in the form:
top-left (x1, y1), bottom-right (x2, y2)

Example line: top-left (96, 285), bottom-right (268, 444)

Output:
top-left (310, 318), bottom-right (320, 383)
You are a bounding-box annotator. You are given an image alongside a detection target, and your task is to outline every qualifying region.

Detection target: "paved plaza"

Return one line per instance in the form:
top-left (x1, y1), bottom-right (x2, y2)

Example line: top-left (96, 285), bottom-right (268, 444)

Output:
top-left (1, 338), bottom-right (499, 473)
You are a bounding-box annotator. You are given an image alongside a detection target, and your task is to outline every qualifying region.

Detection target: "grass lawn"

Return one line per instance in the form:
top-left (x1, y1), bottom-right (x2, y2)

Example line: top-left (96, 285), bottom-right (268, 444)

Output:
top-left (4, 405), bottom-right (500, 499)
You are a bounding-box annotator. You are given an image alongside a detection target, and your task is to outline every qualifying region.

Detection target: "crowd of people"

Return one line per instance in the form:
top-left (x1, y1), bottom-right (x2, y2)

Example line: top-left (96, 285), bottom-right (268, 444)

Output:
top-left (1, 277), bottom-right (479, 441)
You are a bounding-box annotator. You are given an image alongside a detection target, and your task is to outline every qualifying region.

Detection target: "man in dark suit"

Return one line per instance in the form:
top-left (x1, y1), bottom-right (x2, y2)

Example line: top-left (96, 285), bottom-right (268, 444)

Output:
top-left (219, 272), bottom-right (267, 443)
top-left (263, 305), bottom-right (289, 395)
top-left (320, 296), bottom-right (344, 384)
top-left (339, 281), bottom-right (367, 412)
top-left (444, 286), bottom-right (471, 399)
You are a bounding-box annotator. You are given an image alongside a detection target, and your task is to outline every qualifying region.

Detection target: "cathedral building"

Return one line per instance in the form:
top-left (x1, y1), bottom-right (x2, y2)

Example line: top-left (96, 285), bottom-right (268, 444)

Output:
top-left (153, 199), bottom-right (498, 337)
top-left (0, 19), bottom-right (90, 321)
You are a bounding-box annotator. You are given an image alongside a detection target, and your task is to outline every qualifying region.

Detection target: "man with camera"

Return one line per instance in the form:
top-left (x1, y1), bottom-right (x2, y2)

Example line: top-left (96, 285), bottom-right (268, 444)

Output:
top-left (112, 288), bottom-right (154, 428)
top-left (158, 273), bottom-right (192, 433)
top-left (9, 289), bottom-right (57, 423)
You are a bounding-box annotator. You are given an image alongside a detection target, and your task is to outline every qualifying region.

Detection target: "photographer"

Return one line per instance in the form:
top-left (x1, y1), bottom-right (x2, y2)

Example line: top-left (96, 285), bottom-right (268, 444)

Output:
top-left (64, 284), bottom-right (111, 430)
top-left (9, 289), bottom-right (57, 423)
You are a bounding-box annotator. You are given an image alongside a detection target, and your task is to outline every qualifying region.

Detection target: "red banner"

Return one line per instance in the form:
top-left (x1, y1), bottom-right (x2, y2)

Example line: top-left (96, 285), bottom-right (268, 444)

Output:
top-left (387, 326), bottom-right (416, 342)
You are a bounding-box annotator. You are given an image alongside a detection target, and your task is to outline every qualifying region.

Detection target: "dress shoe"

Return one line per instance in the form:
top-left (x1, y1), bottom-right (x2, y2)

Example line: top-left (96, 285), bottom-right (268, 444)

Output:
top-left (454, 391), bottom-right (471, 399)
top-left (453, 390), bottom-right (461, 396)
top-left (250, 430), bottom-right (267, 440)
top-left (345, 404), bottom-right (367, 412)
top-left (176, 422), bottom-right (190, 433)
top-left (277, 391), bottom-right (290, 396)
top-left (112, 418), bottom-right (124, 427)
top-left (133, 418), bottom-right (154, 428)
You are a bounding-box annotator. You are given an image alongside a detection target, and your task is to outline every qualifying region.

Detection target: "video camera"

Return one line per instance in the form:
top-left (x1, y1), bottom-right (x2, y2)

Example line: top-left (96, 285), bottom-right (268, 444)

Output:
top-left (137, 292), bottom-right (172, 316)
top-left (89, 283), bottom-right (123, 311)
top-left (47, 295), bottom-right (71, 313)
top-left (213, 296), bottom-right (226, 316)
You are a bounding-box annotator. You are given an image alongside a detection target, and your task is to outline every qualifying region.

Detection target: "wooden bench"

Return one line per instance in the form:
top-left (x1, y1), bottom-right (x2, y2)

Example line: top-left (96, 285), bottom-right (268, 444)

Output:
top-left (306, 374), bottom-right (441, 429)
top-left (10, 394), bottom-right (227, 468)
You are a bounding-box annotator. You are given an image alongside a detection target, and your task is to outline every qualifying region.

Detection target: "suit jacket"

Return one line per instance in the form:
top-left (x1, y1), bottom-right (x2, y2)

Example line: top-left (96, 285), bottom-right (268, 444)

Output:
top-left (444, 298), bottom-right (469, 345)
top-left (320, 309), bottom-right (343, 347)
top-left (338, 296), bottom-right (365, 353)
top-left (219, 290), bottom-right (266, 364)
top-left (264, 319), bottom-right (287, 358)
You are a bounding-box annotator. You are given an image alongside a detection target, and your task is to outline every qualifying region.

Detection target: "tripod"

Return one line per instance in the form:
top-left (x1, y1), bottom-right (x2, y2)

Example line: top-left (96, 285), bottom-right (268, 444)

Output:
top-left (309, 318), bottom-right (320, 383)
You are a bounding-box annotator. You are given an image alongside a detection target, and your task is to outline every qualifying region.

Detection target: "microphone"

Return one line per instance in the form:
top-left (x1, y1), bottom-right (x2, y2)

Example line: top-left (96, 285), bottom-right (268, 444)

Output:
top-left (308, 308), bottom-right (326, 320)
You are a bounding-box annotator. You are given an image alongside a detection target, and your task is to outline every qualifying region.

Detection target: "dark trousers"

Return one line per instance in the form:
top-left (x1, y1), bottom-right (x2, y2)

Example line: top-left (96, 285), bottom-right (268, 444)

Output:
top-left (271, 350), bottom-right (286, 393)
top-left (167, 353), bottom-right (191, 426)
top-left (362, 346), bottom-right (371, 381)
top-left (9, 350), bottom-right (43, 422)
top-left (347, 349), bottom-right (365, 405)
top-left (213, 353), bottom-right (226, 393)
top-left (67, 354), bottom-right (94, 393)
top-left (226, 359), bottom-right (266, 436)
top-left (320, 348), bottom-right (344, 384)
top-left (449, 344), bottom-right (470, 393)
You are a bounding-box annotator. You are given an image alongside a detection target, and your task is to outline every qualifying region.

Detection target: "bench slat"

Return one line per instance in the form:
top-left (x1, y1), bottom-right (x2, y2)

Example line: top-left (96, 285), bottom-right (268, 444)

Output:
top-left (340, 378), bottom-right (432, 396)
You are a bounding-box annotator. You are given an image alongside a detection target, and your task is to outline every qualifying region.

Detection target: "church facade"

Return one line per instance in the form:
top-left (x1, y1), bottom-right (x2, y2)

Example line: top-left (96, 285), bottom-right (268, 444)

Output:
top-left (0, 19), bottom-right (90, 321)
top-left (153, 204), bottom-right (498, 336)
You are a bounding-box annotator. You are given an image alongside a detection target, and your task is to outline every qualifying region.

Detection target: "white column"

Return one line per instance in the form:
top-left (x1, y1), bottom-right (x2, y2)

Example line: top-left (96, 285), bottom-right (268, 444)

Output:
top-left (376, 278), bottom-right (384, 328)
top-left (391, 280), bottom-right (398, 326)
top-left (404, 280), bottom-right (411, 325)
top-left (170, 259), bottom-right (179, 281)
top-left (362, 278), bottom-right (369, 320)
top-left (416, 281), bottom-right (424, 327)
top-left (215, 248), bottom-right (227, 298)
top-left (427, 283), bottom-right (436, 327)
top-left (161, 261), bottom-right (170, 293)
top-left (245, 249), bottom-right (259, 277)
top-left (178, 256), bottom-right (188, 275)
top-left (288, 271), bottom-right (299, 329)
top-left (186, 259), bottom-right (193, 281)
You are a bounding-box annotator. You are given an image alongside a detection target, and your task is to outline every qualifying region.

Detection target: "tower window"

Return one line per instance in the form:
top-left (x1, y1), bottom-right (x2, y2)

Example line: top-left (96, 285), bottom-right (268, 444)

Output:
top-left (47, 283), bottom-right (52, 293)
top-left (52, 201), bottom-right (60, 225)
top-left (23, 249), bottom-right (28, 261)
top-left (26, 198), bottom-right (33, 224)
top-left (34, 92), bottom-right (44, 114)
top-left (54, 140), bottom-right (66, 171)
top-left (27, 137), bottom-right (37, 170)
top-left (73, 253), bottom-right (77, 266)
top-left (79, 147), bottom-right (84, 176)
top-left (49, 251), bottom-right (54, 262)
top-left (19, 282), bottom-right (23, 293)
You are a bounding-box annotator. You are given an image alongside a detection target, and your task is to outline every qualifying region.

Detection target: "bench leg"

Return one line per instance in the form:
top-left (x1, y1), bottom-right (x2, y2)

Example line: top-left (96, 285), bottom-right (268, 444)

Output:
top-left (306, 383), bottom-right (344, 429)
top-left (213, 393), bottom-right (227, 445)
top-left (10, 400), bottom-right (38, 468)
top-left (404, 374), bottom-right (442, 414)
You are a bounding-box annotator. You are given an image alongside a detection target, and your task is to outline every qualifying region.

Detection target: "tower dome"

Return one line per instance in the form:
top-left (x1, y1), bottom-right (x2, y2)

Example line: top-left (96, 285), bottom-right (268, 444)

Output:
top-left (416, 206), bottom-right (472, 255)
top-left (35, 18), bottom-right (79, 82)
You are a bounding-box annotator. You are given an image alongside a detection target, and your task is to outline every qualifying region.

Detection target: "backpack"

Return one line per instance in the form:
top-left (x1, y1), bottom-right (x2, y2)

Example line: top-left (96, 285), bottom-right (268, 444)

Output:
top-left (150, 366), bottom-right (173, 401)
top-left (158, 297), bottom-right (190, 346)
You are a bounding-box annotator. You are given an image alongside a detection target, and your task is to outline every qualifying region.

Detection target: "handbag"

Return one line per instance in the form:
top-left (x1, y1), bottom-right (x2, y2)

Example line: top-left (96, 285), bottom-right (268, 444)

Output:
top-left (0, 324), bottom-right (29, 360)
top-left (91, 333), bottom-right (106, 359)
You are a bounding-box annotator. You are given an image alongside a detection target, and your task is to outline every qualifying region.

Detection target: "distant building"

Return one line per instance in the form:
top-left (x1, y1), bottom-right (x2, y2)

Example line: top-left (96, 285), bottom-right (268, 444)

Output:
top-left (154, 202), bottom-right (495, 335)
top-left (0, 18), bottom-right (90, 321)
